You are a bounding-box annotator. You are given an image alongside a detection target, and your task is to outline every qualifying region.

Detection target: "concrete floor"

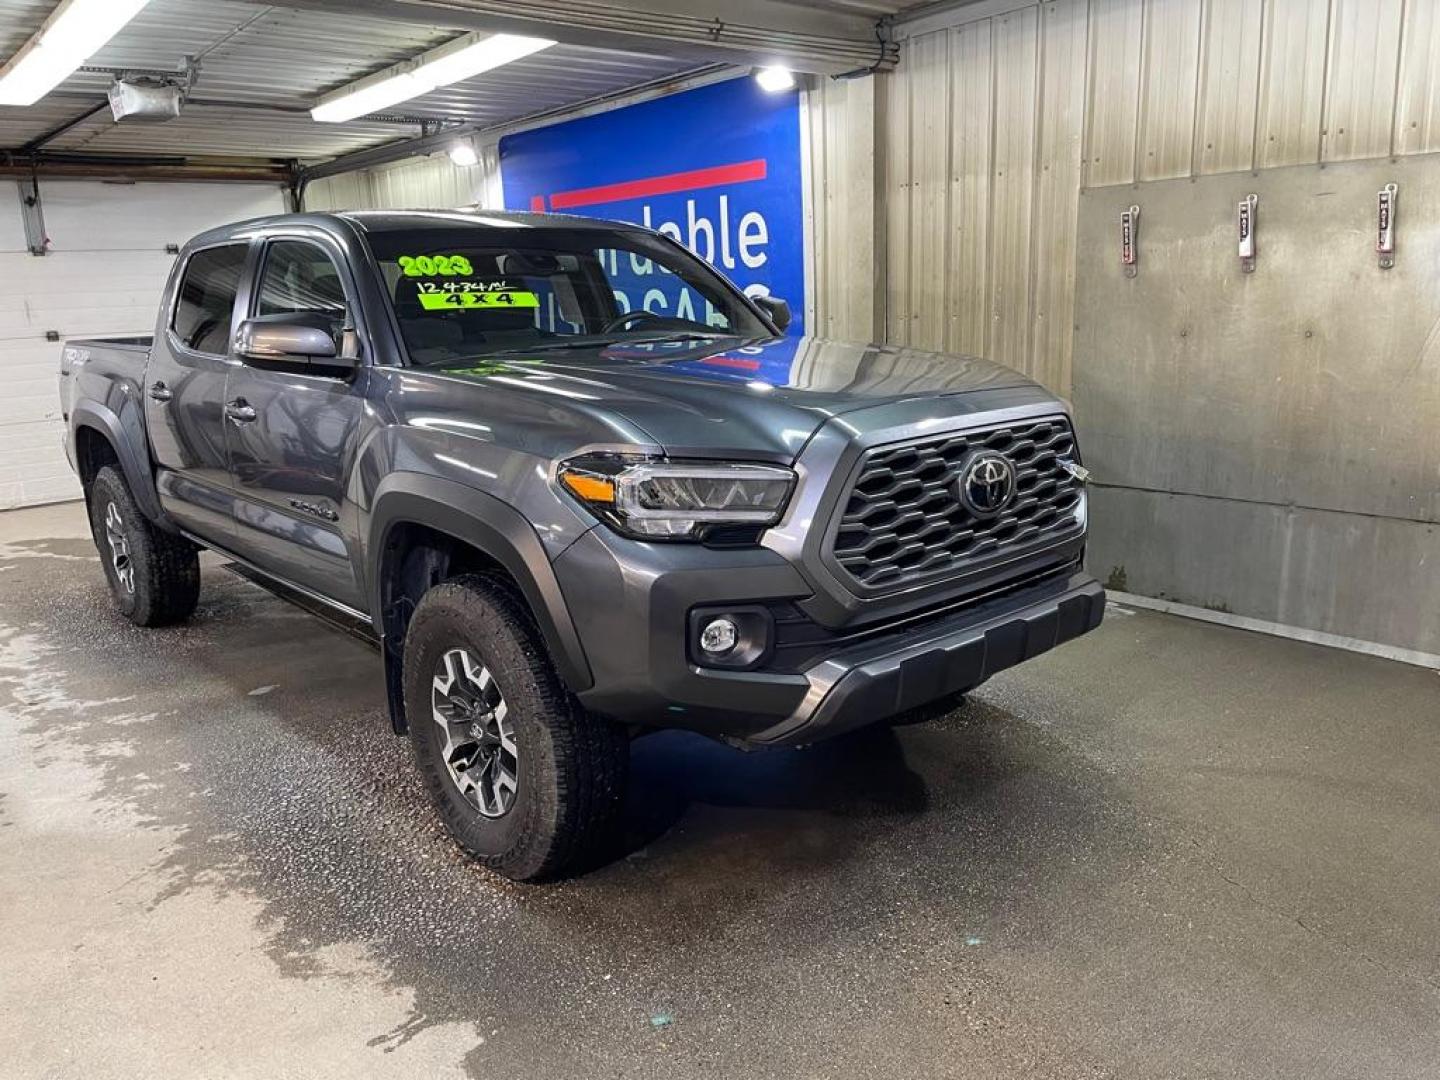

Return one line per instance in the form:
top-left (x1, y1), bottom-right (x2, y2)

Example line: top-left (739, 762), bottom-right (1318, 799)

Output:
top-left (1, 501), bottom-right (1437, 1079)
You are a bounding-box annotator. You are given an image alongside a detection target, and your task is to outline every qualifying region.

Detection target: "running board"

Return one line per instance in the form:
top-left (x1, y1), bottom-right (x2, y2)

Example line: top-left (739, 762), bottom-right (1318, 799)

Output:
top-left (221, 562), bottom-right (379, 650)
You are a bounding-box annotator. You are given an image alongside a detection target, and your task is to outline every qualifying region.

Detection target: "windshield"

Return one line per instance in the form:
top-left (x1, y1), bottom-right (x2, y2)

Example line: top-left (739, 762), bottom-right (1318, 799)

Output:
top-left (362, 223), bottom-right (772, 366)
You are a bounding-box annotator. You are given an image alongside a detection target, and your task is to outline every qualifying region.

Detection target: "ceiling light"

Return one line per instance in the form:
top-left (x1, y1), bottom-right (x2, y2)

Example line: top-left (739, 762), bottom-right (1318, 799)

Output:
top-left (419, 34), bottom-right (555, 87)
top-left (312, 31), bottom-right (555, 123)
top-left (754, 66), bottom-right (796, 93)
top-left (311, 71), bottom-right (426, 124)
top-left (447, 141), bottom-right (478, 167)
top-left (0, 0), bottom-right (150, 106)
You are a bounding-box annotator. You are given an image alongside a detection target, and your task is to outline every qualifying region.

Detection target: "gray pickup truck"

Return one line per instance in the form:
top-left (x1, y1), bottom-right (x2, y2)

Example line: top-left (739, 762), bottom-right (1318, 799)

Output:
top-left (59, 210), bottom-right (1103, 880)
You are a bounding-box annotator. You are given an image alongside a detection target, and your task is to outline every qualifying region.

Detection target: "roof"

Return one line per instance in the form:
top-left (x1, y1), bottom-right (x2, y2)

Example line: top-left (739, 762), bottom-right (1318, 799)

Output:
top-left (182, 208), bottom-right (652, 247)
top-left (337, 209), bottom-right (646, 232)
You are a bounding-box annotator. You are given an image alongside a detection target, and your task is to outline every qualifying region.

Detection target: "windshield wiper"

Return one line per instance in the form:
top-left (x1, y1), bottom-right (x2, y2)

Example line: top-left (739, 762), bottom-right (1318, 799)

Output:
top-left (483, 331), bottom-right (736, 357)
top-left (483, 339), bottom-right (612, 356)
top-left (621, 330), bottom-right (737, 344)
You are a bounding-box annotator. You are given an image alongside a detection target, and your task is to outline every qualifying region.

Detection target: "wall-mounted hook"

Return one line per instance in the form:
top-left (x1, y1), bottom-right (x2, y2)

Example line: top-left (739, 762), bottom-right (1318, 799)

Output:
top-left (1377, 183), bottom-right (1398, 270)
top-left (1120, 205), bottom-right (1140, 278)
top-left (1237, 194), bottom-right (1257, 273)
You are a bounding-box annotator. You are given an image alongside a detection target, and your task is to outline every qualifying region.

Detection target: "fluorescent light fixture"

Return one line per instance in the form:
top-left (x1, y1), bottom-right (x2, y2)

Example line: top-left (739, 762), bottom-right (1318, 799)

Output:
top-left (0, 0), bottom-right (150, 106)
top-left (447, 141), bottom-right (479, 167)
top-left (312, 71), bottom-right (426, 124)
top-left (312, 31), bottom-right (555, 123)
top-left (754, 66), bottom-right (795, 93)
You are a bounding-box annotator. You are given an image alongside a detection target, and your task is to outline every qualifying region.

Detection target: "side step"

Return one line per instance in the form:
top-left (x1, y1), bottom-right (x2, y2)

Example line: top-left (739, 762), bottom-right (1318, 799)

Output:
top-left (221, 562), bottom-right (380, 650)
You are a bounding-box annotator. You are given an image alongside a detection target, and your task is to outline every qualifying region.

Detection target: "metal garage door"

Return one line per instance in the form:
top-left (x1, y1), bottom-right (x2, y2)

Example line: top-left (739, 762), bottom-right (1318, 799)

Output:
top-left (0, 181), bottom-right (284, 509)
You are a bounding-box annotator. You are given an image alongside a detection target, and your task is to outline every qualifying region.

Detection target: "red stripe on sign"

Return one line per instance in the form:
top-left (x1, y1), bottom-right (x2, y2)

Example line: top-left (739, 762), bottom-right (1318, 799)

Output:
top-left (529, 194), bottom-right (547, 211)
top-left (548, 159), bottom-right (767, 210)
top-left (702, 355), bottom-right (761, 371)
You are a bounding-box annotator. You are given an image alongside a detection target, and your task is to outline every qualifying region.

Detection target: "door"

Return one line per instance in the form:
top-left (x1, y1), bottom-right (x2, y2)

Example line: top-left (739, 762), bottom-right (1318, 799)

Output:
top-left (224, 237), bottom-right (367, 609)
top-left (144, 241), bottom-right (252, 543)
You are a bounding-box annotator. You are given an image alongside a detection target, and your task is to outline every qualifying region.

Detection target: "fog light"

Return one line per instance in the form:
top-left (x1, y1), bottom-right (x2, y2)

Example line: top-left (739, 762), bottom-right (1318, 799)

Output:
top-left (699, 617), bottom-right (739, 656)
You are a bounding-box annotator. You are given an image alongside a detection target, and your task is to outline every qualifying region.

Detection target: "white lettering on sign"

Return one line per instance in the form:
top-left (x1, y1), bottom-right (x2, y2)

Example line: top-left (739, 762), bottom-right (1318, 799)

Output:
top-left (641, 195), bottom-right (770, 275)
top-left (737, 212), bottom-right (768, 268)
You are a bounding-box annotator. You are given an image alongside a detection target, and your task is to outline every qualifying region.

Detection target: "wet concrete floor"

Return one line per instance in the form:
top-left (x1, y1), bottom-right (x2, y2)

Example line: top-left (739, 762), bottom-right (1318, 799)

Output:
top-left (2, 501), bottom-right (1437, 1078)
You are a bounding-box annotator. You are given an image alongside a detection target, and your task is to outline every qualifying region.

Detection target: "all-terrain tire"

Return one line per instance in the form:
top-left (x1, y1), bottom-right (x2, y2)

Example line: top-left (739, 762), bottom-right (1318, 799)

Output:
top-left (403, 573), bottom-right (629, 882)
top-left (87, 466), bottom-right (200, 627)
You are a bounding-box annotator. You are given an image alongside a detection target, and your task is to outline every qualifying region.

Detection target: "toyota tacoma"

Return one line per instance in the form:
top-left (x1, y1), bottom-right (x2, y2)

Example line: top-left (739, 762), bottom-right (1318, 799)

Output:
top-left (58, 210), bottom-right (1103, 880)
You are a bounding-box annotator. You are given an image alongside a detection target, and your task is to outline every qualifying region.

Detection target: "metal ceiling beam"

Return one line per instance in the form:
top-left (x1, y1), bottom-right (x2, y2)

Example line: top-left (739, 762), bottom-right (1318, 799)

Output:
top-left (270, 0), bottom-right (896, 76)
top-left (20, 101), bottom-right (110, 152)
top-left (29, 91), bottom-right (452, 127)
top-left (0, 152), bottom-right (294, 183)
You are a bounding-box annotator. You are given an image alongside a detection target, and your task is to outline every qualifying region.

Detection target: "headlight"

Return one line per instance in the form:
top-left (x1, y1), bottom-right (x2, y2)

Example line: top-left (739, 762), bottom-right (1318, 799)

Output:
top-left (558, 455), bottom-right (795, 540)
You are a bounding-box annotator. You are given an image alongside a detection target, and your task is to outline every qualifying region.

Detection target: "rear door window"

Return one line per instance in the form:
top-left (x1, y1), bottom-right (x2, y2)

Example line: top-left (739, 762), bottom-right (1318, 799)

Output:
top-left (171, 244), bottom-right (248, 356)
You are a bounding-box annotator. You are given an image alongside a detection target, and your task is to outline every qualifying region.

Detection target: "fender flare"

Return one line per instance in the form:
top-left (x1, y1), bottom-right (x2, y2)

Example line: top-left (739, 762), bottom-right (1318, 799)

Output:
top-left (69, 399), bottom-right (166, 524)
top-left (366, 473), bottom-right (594, 693)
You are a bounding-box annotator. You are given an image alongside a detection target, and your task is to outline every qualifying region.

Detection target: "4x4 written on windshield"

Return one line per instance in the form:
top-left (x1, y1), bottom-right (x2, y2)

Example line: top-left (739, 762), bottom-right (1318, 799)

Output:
top-left (414, 280), bottom-right (541, 312)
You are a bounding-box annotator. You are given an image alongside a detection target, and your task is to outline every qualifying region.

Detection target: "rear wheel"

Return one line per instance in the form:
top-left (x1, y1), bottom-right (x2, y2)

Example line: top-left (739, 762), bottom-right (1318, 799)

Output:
top-left (87, 466), bottom-right (200, 627)
top-left (403, 573), bottom-right (628, 882)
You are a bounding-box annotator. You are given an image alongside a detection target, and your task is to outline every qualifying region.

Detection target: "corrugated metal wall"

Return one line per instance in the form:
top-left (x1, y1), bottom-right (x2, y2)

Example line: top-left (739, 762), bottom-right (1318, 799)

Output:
top-left (804, 76), bottom-right (885, 342)
top-left (878, 0), bottom-right (1440, 396)
top-left (1072, 155), bottom-right (1440, 656)
top-left (303, 141), bottom-right (503, 211)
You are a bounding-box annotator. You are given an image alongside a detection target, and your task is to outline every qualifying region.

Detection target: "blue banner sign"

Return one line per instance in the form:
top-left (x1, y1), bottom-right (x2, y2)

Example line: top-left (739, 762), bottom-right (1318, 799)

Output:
top-left (499, 76), bottom-right (806, 338)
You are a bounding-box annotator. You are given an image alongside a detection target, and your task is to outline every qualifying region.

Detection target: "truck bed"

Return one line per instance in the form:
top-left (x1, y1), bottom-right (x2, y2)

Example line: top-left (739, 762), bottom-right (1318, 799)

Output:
top-left (67, 334), bottom-right (154, 351)
top-left (58, 335), bottom-right (153, 428)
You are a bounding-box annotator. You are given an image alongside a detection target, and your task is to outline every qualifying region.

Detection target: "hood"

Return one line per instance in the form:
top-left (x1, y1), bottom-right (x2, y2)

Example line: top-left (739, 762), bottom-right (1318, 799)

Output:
top-left (429, 334), bottom-right (1043, 460)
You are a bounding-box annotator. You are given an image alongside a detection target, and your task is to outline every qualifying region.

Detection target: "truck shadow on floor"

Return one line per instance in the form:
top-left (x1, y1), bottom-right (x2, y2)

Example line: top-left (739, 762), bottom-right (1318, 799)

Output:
top-left (615, 721), bottom-right (933, 868)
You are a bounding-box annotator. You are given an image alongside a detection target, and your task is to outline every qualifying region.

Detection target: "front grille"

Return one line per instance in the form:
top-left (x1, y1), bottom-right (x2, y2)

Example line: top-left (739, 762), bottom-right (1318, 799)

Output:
top-left (830, 417), bottom-right (1083, 591)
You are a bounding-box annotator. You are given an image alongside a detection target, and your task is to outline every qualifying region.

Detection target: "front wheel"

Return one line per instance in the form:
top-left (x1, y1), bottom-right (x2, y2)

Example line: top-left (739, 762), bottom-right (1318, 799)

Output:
top-left (403, 574), bottom-right (628, 882)
top-left (87, 466), bottom-right (200, 627)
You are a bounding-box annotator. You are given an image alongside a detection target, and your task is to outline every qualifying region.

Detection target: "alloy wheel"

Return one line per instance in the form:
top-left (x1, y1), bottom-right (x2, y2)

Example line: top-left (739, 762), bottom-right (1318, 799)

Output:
top-left (431, 647), bottom-right (518, 818)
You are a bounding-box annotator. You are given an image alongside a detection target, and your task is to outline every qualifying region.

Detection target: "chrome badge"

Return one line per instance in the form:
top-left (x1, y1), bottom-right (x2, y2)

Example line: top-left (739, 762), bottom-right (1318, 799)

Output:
top-left (958, 451), bottom-right (1016, 518)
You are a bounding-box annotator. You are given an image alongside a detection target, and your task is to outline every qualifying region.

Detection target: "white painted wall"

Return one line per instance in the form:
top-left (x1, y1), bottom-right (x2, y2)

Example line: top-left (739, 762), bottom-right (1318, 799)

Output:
top-left (0, 180), bottom-right (285, 509)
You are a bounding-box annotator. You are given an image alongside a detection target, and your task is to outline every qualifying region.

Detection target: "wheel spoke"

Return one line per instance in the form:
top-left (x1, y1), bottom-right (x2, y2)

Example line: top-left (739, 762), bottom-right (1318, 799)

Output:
top-left (497, 713), bottom-right (516, 757)
top-left (457, 651), bottom-right (490, 694)
top-left (432, 650), bottom-right (460, 697)
top-left (102, 502), bottom-right (135, 596)
top-left (492, 761), bottom-right (518, 802)
top-left (439, 721), bottom-right (471, 766)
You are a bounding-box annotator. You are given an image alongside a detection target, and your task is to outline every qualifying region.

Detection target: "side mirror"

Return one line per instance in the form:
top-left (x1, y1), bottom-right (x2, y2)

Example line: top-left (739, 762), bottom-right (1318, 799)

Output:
top-left (237, 313), bottom-right (355, 370)
top-left (752, 294), bottom-right (792, 334)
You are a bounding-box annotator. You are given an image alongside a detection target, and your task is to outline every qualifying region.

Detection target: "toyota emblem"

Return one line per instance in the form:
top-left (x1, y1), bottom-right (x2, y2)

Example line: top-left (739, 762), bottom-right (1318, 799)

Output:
top-left (958, 451), bottom-right (1016, 517)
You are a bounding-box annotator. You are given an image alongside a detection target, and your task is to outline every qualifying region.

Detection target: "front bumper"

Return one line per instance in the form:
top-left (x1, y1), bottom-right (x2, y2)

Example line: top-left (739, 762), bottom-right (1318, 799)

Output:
top-left (554, 525), bottom-right (1103, 744)
top-left (747, 570), bottom-right (1104, 745)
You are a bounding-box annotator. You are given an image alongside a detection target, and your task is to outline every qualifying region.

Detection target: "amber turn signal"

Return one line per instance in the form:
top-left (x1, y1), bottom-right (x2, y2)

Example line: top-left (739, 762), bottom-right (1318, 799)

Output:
top-left (559, 469), bottom-right (616, 504)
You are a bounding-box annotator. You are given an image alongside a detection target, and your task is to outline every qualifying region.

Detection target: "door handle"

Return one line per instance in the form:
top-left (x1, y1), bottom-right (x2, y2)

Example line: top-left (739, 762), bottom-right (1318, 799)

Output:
top-left (148, 381), bottom-right (172, 403)
top-left (224, 399), bottom-right (257, 425)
